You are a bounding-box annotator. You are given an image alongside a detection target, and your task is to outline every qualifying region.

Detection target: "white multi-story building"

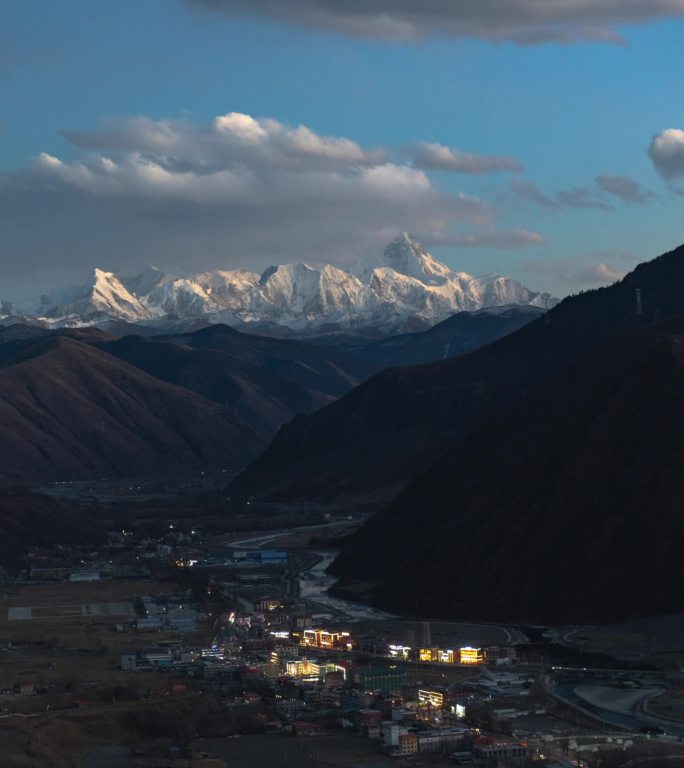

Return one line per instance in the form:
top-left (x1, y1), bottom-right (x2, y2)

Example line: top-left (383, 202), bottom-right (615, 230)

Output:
top-left (382, 721), bottom-right (408, 748)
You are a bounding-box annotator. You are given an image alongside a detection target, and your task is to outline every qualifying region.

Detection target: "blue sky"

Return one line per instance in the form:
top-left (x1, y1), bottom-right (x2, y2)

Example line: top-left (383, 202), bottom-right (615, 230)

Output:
top-left (2, 0), bottom-right (684, 300)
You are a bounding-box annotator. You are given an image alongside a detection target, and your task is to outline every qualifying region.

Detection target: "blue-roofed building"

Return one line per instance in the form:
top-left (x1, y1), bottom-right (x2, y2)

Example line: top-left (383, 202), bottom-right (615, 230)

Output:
top-left (246, 549), bottom-right (288, 563)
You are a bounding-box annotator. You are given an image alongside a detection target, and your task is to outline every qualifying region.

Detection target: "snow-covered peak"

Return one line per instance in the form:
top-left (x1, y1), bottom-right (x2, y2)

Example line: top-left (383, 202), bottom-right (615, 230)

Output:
top-left (260, 263), bottom-right (350, 315)
top-left (39, 268), bottom-right (152, 323)
top-left (472, 274), bottom-right (556, 309)
top-left (143, 276), bottom-right (216, 317)
top-left (16, 233), bottom-right (558, 332)
top-left (121, 265), bottom-right (167, 297)
top-left (356, 232), bottom-right (455, 286)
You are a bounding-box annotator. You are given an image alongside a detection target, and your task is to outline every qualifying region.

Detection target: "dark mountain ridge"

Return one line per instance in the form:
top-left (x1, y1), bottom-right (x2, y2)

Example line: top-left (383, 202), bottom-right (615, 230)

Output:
top-left (155, 323), bottom-right (363, 390)
top-left (0, 309), bottom-right (544, 478)
top-left (96, 333), bottom-right (355, 443)
top-left (230, 243), bottom-right (684, 502)
top-left (0, 336), bottom-right (263, 483)
top-left (98, 313), bottom-right (542, 441)
top-left (331, 321), bottom-right (684, 623)
top-left (323, 305), bottom-right (544, 374)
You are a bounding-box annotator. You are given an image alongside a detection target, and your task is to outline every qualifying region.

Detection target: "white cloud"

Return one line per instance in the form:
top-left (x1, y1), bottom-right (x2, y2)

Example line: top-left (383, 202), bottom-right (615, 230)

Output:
top-left (63, 112), bottom-right (387, 174)
top-left (186, 0), bottom-right (684, 45)
top-left (32, 149), bottom-right (254, 203)
top-left (0, 111), bottom-right (542, 293)
top-left (214, 112), bottom-right (267, 141)
top-left (649, 129), bottom-right (684, 180)
top-left (408, 142), bottom-right (522, 174)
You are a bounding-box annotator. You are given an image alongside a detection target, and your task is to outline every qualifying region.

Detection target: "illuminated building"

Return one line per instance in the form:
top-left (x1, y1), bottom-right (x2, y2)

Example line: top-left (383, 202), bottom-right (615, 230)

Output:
top-left (459, 647), bottom-right (485, 665)
top-left (282, 657), bottom-right (340, 682)
top-left (418, 689), bottom-right (445, 709)
top-left (284, 658), bottom-right (320, 680)
top-left (388, 644), bottom-right (411, 660)
top-left (301, 628), bottom-right (353, 650)
top-left (318, 631), bottom-right (337, 648)
top-left (419, 646), bottom-right (481, 665)
top-left (258, 597), bottom-right (283, 612)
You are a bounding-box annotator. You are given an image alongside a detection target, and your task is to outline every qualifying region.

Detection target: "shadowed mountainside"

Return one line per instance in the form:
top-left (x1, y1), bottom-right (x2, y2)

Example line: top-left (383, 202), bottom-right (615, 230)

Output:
top-left (0, 307), bottom-right (545, 475)
top-left (333, 305), bottom-right (544, 373)
top-left (98, 313), bottom-right (542, 440)
top-left (330, 322), bottom-right (684, 623)
top-left (154, 323), bottom-right (364, 394)
top-left (0, 336), bottom-right (263, 483)
top-left (230, 243), bottom-right (684, 502)
top-left (99, 336), bottom-right (353, 444)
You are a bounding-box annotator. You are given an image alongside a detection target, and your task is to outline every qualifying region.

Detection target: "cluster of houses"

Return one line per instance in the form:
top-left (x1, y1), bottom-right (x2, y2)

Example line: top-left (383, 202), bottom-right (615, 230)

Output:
top-left (266, 652), bottom-right (529, 760)
top-left (134, 593), bottom-right (204, 634)
top-left (11, 527), bottom-right (208, 584)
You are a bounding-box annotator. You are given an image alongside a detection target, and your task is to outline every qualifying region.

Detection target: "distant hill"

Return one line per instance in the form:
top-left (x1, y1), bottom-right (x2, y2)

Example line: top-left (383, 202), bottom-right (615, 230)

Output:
top-left (154, 323), bottom-right (363, 397)
top-left (230, 242), bottom-right (684, 502)
top-left (331, 322), bottom-right (684, 623)
top-left (0, 309), bottom-right (541, 485)
top-left (0, 336), bottom-right (263, 483)
top-left (324, 305), bottom-right (544, 374)
top-left (97, 324), bottom-right (364, 442)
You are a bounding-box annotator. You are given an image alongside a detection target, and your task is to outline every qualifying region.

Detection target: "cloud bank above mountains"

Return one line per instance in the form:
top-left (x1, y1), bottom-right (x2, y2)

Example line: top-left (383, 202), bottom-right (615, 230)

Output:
top-left (0, 111), bottom-right (540, 295)
top-left (186, 0), bottom-right (684, 44)
top-left (0, 107), bottom-right (673, 300)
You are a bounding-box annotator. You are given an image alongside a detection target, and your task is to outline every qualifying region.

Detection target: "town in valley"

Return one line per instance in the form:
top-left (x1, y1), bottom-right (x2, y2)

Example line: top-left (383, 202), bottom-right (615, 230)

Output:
top-left (1, 487), bottom-right (684, 767)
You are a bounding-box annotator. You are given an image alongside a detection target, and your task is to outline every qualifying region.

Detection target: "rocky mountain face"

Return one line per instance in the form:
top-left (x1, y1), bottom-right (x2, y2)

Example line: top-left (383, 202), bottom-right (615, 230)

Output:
top-left (331, 322), bottom-right (684, 624)
top-left (229, 242), bottom-right (684, 503)
top-left (8, 234), bottom-right (556, 334)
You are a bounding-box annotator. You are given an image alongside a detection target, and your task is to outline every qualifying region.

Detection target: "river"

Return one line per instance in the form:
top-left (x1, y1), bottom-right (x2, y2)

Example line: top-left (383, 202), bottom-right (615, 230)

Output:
top-left (297, 551), bottom-right (396, 622)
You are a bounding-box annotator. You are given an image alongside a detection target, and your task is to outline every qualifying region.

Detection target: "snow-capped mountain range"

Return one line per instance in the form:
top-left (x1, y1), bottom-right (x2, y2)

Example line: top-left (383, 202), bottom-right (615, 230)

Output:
top-left (5, 234), bottom-right (557, 334)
